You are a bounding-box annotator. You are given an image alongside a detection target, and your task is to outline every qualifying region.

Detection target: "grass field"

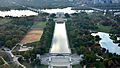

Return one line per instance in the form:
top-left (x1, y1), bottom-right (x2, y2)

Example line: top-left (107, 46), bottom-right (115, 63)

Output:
top-left (20, 29), bottom-right (43, 44)
top-left (22, 62), bottom-right (48, 68)
top-left (31, 22), bottom-right (46, 29)
top-left (0, 51), bottom-right (10, 62)
top-left (0, 64), bottom-right (22, 68)
top-left (0, 57), bottom-right (4, 65)
top-left (20, 22), bottom-right (46, 44)
top-left (0, 18), bottom-right (11, 25)
top-left (97, 24), bottom-right (111, 33)
top-left (73, 64), bottom-right (82, 68)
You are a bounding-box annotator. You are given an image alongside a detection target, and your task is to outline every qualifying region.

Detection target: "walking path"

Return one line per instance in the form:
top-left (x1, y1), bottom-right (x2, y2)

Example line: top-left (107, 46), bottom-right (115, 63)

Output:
top-left (5, 50), bottom-right (26, 68)
top-left (0, 56), bottom-right (9, 65)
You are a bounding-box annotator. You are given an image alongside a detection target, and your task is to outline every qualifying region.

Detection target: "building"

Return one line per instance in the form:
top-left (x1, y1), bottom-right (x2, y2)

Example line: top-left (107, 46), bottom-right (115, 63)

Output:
top-left (112, 0), bottom-right (119, 3)
top-left (93, 0), bottom-right (120, 4)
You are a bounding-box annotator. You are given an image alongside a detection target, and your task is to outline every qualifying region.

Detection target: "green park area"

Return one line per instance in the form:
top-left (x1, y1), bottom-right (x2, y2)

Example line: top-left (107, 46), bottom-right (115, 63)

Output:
top-left (0, 18), bottom-right (11, 25)
top-left (31, 22), bottom-right (47, 29)
top-left (97, 24), bottom-right (112, 33)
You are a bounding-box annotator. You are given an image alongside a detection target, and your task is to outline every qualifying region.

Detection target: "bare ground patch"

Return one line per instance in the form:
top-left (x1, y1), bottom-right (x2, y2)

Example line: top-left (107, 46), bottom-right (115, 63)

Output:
top-left (20, 29), bottom-right (43, 44)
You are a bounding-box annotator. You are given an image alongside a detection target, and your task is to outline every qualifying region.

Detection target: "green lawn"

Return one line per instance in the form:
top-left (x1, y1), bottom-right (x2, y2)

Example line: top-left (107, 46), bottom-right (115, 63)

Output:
top-left (0, 57), bottom-right (4, 65)
top-left (0, 51), bottom-right (10, 62)
top-left (31, 22), bottom-right (46, 29)
top-left (72, 64), bottom-right (82, 68)
top-left (39, 65), bottom-right (48, 68)
top-left (22, 62), bottom-right (48, 68)
top-left (0, 18), bottom-right (11, 25)
top-left (0, 64), bottom-right (22, 68)
top-left (97, 24), bottom-right (111, 33)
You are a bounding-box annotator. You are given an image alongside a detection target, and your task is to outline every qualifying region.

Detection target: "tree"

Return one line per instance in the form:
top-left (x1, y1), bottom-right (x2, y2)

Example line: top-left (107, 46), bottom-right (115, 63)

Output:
top-left (118, 44), bottom-right (120, 47)
top-left (5, 40), bottom-right (13, 49)
top-left (95, 35), bottom-right (101, 42)
top-left (11, 38), bottom-right (19, 45)
top-left (79, 46), bottom-right (86, 54)
top-left (85, 53), bottom-right (97, 63)
top-left (50, 13), bottom-right (56, 18)
top-left (102, 48), bottom-right (106, 53)
top-left (65, 13), bottom-right (70, 18)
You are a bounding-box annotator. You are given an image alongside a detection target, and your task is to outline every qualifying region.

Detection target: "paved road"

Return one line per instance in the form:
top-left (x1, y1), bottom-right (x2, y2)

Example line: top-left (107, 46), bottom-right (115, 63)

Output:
top-left (5, 50), bottom-right (26, 68)
top-left (0, 56), bottom-right (9, 65)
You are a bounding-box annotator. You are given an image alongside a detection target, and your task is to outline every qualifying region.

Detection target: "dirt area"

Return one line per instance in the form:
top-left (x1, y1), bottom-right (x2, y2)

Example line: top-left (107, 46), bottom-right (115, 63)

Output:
top-left (20, 29), bottom-right (43, 44)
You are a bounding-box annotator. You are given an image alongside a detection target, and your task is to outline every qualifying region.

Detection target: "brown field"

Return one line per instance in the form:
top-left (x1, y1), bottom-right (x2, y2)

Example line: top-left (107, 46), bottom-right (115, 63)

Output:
top-left (20, 29), bottom-right (43, 44)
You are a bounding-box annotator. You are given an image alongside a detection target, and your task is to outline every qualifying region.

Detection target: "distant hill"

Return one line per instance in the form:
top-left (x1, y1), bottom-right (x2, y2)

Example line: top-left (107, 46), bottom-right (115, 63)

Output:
top-left (0, 0), bottom-right (14, 7)
top-left (0, 0), bottom-right (119, 8)
top-left (0, 0), bottom-right (71, 8)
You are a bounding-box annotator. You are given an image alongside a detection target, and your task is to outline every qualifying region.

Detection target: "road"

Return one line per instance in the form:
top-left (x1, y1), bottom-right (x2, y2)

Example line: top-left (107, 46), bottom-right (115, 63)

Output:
top-left (5, 50), bottom-right (26, 68)
top-left (0, 56), bottom-right (9, 65)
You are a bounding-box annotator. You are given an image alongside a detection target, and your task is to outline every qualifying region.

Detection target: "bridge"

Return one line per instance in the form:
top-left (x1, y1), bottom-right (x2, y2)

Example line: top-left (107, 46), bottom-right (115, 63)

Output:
top-left (72, 4), bottom-right (120, 15)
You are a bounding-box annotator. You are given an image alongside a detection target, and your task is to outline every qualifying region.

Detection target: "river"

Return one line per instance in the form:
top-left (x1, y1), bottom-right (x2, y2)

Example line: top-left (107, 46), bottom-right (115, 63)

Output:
top-left (0, 10), bottom-right (38, 17)
top-left (41, 7), bottom-right (94, 14)
top-left (0, 7), bottom-right (94, 17)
